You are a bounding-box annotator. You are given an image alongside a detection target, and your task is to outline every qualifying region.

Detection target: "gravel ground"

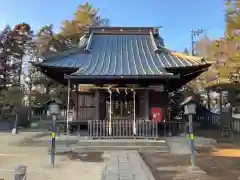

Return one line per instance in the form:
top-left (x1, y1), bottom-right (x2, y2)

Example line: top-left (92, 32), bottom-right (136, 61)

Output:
top-left (140, 145), bottom-right (240, 180)
top-left (0, 132), bottom-right (108, 180)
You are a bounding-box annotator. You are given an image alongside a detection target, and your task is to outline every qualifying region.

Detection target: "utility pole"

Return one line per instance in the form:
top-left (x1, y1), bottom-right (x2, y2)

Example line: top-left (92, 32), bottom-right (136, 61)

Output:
top-left (191, 29), bottom-right (206, 55)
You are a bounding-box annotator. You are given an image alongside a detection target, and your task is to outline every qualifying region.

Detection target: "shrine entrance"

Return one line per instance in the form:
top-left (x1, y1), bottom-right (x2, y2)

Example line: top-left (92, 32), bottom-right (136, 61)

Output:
top-left (103, 88), bottom-right (138, 138)
top-left (87, 87), bottom-right (159, 139)
top-left (106, 90), bottom-right (136, 120)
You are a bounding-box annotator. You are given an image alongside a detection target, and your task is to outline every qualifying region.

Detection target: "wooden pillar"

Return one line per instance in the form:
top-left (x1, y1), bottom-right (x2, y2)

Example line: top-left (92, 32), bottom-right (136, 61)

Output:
top-left (66, 79), bottom-right (71, 134)
top-left (76, 84), bottom-right (79, 120)
top-left (95, 90), bottom-right (100, 120)
top-left (144, 89), bottom-right (149, 120)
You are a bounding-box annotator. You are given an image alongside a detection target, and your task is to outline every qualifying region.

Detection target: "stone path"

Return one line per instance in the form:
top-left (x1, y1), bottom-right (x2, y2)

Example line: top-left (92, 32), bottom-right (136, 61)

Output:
top-left (101, 151), bottom-right (155, 180)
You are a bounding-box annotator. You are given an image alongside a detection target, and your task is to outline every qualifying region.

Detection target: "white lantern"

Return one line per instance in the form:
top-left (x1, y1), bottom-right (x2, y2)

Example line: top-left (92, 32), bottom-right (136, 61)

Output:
top-left (180, 96), bottom-right (196, 115)
top-left (184, 103), bottom-right (196, 115)
top-left (49, 102), bottom-right (60, 115)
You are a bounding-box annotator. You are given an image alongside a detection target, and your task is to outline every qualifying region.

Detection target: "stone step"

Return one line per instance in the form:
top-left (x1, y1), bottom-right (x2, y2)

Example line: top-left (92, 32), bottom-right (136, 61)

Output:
top-left (74, 142), bottom-right (167, 147)
top-left (54, 139), bottom-right (169, 153)
top-left (76, 146), bottom-right (168, 152)
top-left (55, 145), bottom-right (169, 153)
top-left (75, 139), bottom-right (167, 147)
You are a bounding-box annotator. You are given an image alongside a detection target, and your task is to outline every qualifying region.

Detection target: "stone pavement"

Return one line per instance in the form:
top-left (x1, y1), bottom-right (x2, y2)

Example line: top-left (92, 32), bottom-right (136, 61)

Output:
top-left (101, 151), bottom-right (155, 180)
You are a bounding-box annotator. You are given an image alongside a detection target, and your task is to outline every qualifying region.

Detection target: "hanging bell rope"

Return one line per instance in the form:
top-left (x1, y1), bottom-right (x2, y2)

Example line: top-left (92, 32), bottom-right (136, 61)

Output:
top-left (116, 88), bottom-right (120, 94)
top-left (125, 88), bottom-right (128, 95)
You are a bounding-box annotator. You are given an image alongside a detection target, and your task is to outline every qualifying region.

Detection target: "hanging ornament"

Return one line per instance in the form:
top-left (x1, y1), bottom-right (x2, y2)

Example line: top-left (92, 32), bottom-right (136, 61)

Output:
top-left (128, 101), bottom-right (132, 114)
top-left (125, 99), bottom-right (128, 108)
top-left (116, 88), bottom-right (120, 94)
top-left (125, 88), bottom-right (128, 95)
top-left (115, 88), bottom-right (120, 110)
top-left (115, 92), bottom-right (118, 109)
top-left (124, 88), bottom-right (128, 108)
top-left (108, 85), bottom-right (112, 94)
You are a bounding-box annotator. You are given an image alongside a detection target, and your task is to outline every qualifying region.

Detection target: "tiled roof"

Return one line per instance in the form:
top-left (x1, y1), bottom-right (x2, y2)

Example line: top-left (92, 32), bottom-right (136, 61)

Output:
top-left (38, 27), bottom-right (210, 77)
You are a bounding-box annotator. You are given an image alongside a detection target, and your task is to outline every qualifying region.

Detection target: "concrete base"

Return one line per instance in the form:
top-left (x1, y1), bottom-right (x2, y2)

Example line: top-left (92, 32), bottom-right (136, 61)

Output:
top-left (185, 166), bottom-right (206, 174)
top-left (157, 165), bottom-right (206, 176)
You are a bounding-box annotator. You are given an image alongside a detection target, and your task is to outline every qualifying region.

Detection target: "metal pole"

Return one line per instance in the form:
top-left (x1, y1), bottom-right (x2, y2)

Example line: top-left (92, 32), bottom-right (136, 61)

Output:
top-left (188, 114), bottom-right (196, 167)
top-left (51, 114), bottom-right (56, 168)
top-left (66, 79), bottom-right (70, 135)
top-left (13, 113), bottom-right (18, 135)
top-left (191, 30), bottom-right (195, 56)
top-left (133, 90), bottom-right (136, 135)
top-left (191, 29), bottom-right (206, 56)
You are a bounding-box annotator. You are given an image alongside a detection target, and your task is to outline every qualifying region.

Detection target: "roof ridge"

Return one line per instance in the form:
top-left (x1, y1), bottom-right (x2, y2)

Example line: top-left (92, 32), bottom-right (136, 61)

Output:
top-left (148, 31), bottom-right (170, 53)
top-left (149, 31), bottom-right (158, 51)
top-left (84, 32), bottom-right (94, 53)
top-left (37, 47), bottom-right (81, 65)
top-left (41, 36), bottom-right (89, 62)
top-left (87, 26), bottom-right (159, 35)
top-left (39, 36), bottom-right (90, 64)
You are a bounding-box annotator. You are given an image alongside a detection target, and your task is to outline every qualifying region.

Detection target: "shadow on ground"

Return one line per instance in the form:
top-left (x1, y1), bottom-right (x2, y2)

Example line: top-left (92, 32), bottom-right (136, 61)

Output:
top-left (16, 134), bottom-right (79, 147)
top-left (56, 151), bottom-right (104, 162)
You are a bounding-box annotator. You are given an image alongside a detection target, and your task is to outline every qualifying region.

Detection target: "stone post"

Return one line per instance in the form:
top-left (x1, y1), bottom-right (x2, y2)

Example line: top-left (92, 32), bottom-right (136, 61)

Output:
top-left (14, 165), bottom-right (27, 180)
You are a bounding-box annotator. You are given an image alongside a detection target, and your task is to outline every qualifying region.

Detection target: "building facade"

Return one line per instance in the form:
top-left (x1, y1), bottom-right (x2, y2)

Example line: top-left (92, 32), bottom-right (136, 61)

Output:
top-left (34, 26), bottom-right (211, 138)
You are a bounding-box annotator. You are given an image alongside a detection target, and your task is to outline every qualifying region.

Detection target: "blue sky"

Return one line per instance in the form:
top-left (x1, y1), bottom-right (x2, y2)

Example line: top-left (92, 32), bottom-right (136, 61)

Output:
top-left (0, 0), bottom-right (225, 51)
